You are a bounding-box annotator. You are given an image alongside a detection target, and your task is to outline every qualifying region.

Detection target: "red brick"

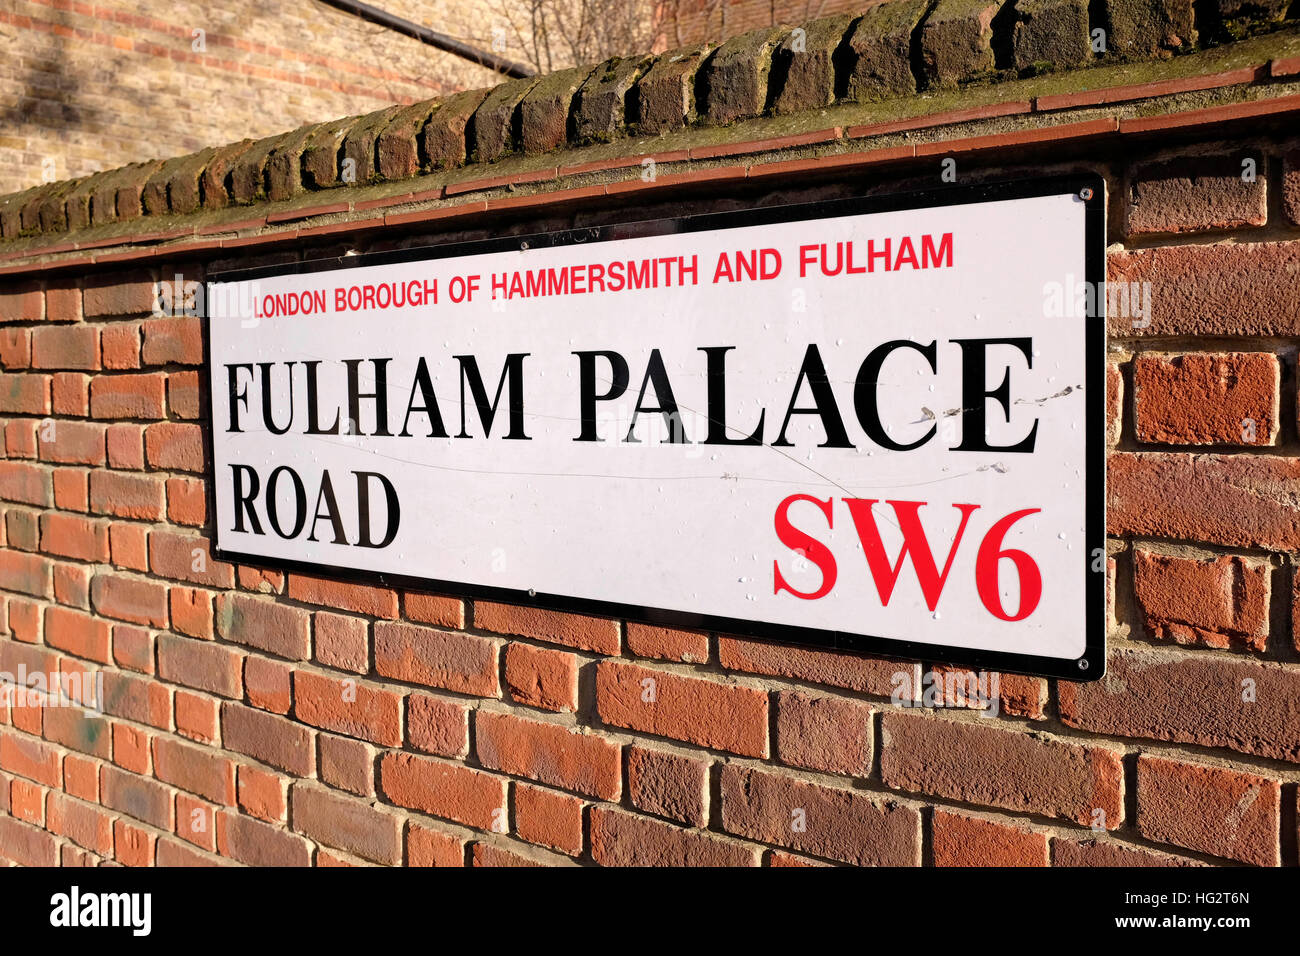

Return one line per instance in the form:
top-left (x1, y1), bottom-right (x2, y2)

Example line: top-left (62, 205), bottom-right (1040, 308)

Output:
top-left (39, 512), bottom-right (108, 562)
top-left (718, 635), bottom-right (908, 696)
top-left (318, 733), bottom-right (374, 796)
top-left (244, 655), bottom-right (293, 714)
top-left (166, 477), bottom-right (206, 526)
top-left (89, 470), bottom-right (164, 519)
top-left (475, 601), bottom-right (619, 655)
top-left (46, 792), bottom-right (113, 856)
top-left (1109, 241), bottom-right (1300, 337)
top-left (176, 792), bottom-right (217, 851)
top-left (153, 735), bottom-right (235, 805)
top-left (37, 420), bottom-right (105, 465)
top-left (99, 670), bottom-right (170, 729)
top-left (168, 370), bottom-right (201, 419)
top-left (237, 764), bottom-right (288, 823)
top-left (313, 612), bottom-right (368, 673)
top-left (288, 573), bottom-right (398, 618)
top-left (222, 701), bottom-right (315, 776)
top-left (175, 690), bottom-right (219, 743)
top-left (91, 573), bottom-right (167, 627)
top-left (476, 710), bottom-right (620, 800)
top-left (1133, 548), bottom-right (1269, 651)
top-left (1137, 754), bottom-right (1280, 866)
top-left (51, 372), bottom-right (89, 415)
top-left (237, 566), bottom-right (282, 594)
top-left (0, 328), bottom-right (31, 369)
top-left (89, 373), bottom-right (166, 419)
top-left (100, 323), bottom-right (141, 369)
top-left (100, 763), bottom-right (172, 830)
top-left (142, 315), bottom-right (203, 365)
top-left (504, 642), bottom-right (578, 712)
top-left (169, 586), bottom-right (213, 638)
top-left (470, 842), bottom-right (548, 867)
top-left (595, 659), bottom-right (768, 758)
top-left (63, 754), bottom-right (98, 801)
top-left (380, 752), bottom-right (506, 831)
top-left (82, 271), bottom-right (155, 318)
top-left (149, 529), bottom-right (234, 588)
top-left (721, 764), bottom-right (919, 866)
top-left (31, 325), bottom-right (99, 371)
top-left (1133, 353), bottom-right (1278, 446)
top-left (44, 606), bottom-right (111, 663)
top-left (1110, 453), bottom-right (1300, 552)
top-left (0, 550), bottom-right (53, 597)
top-left (217, 809), bottom-right (311, 866)
top-left (291, 782), bottom-right (402, 865)
top-left (0, 731), bottom-right (61, 787)
top-left (109, 523), bottom-right (148, 571)
top-left (0, 461), bottom-right (53, 507)
top-left (11, 778), bottom-right (44, 824)
top-left (373, 620), bottom-right (498, 696)
top-left (109, 623), bottom-right (150, 673)
top-left (403, 591), bottom-right (464, 629)
top-left (5, 418), bottom-right (38, 458)
top-left (214, 592), bottom-right (310, 660)
top-left (625, 622), bottom-right (708, 663)
top-left (144, 421), bottom-right (204, 472)
top-left (407, 821), bottom-right (465, 866)
top-left (0, 374), bottom-right (51, 414)
top-left (515, 783), bottom-right (584, 856)
top-left (1286, 147), bottom-right (1300, 226)
top-left (880, 710), bottom-right (1124, 827)
top-left (932, 809), bottom-right (1049, 866)
top-left (626, 745), bottom-right (709, 827)
top-left (591, 805), bottom-right (758, 867)
top-left (1060, 645), bottom-right (1300, 766)
top-left (43, 706), bottom-right (109, 760)
top-left (1053, 838), bottom-right (1203, 867)
top-left (158, 632), bottom-right (243, 698)
top-left (1125, 151), bottom-right (1266, 236)
top-left (106, 423), bottom-right (144, 469)
top-left (0, 816), bottom-right (57, 865)
top-left (293, 670), bottom-right (402, 747)
top-left (407, 693), bottom-right (469, 757)
top-left (775, 690), bottom-right (873, 776)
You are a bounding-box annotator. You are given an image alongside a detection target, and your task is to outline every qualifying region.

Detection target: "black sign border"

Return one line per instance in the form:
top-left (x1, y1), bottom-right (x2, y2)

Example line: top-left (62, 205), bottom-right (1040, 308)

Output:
top-left (205, 173), bottom-right (1107, 682)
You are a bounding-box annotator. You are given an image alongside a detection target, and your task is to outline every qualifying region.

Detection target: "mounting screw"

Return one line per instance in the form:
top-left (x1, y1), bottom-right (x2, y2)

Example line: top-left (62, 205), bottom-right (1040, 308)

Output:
top-left (520, 241), bottom-right (530, 251)
top-left (1077, 658), bottom-right (1090, 670)
top-left (1078, 187), bottom-right (1095, 201)
top-left (527, 588), bottom-right (536, 597)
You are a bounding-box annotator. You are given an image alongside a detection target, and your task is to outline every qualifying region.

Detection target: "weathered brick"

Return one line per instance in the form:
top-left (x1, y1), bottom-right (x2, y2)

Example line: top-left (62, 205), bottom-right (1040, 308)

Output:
top-left (920, 0), bottom-right (1006, 89)
top-left (1127, 151), bottom-right (1266, 236)
top-left (591, 805), bottom-right (758, 867)
top-left (380, 752), bottom-right (506, 830)
top-left (215, 592), bottom-right (310, 660)
top-left (1133, 547), bottom-right (1269, 651)
top-left (626, 745), bottom-right (709, 827)
top-left (596, 660), bottom-right (768, 758)
top-left (1133, 352), bottom-right (1278, 446)
top-left (775, 690), bottom-right (873, 776)
top-left (294, 670), bottom-right (401, 747)
top-left (1059, 645), bottom-right (1300, 764)
top-left (932, 809), bottom-right (1050, 866)
top-left (636, 46), bottom-right (711, 134)
top-left (704, 27), bottom-right (784, 125)
top-left (476, 710), bottom-right (620, 800)
top-left (515, 783), bottom-right (584, 856)
top-left (222, 701), bottom-right (315, 776)
top-left (720, 765), bottom-right (921, 866)
top-left (504, 642), bottom-right (578, 712)
top-left (291, 782), bottom-right (402, 865)
top-left (880, 710), bottom-right (1124, 826)
top-left (1105, 0), bottom-right (1196, 57)
top-left (1136, 754), bottom-right (1279, 866)
top-left (373, 620), bottom-right (498, 696)
top-left (1012, 0), bottom-right (1090, 71)
top-left (475, 601), bottom-right (618, 655)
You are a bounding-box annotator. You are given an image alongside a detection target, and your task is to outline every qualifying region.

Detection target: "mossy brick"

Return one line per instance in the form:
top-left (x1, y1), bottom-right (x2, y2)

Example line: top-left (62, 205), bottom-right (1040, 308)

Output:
top-left (636, 46), bottom-right (712, 134)
top-left (376, 99), bottom-right (439, 181)
top-left (521, 66), bottom-right (595, 155)
top-left (199, 140), bottom-right (257, 211)
top-left (1211, 0), bottom-right (1289, 40)
top-left (1013, 0), bottom-right (1091, 71)
top-left (63, 175), bottom-right (102, 231)
top-left (471, 75), bottom-right (540, 163)
top-left (1104, 0), bottom-right (1197, 57)
top-left (704, 27), bottom-right (786, 125)
top-left (265, 126), bottom-right (319, 201)
top-left (921, 0), bottom-right (1008, 88)
top-left (300, 116), bottom-right (360, 190)
top-left (574, 55), bottom-right (653, 143)
top-left (772, 15), bottom-right (854, 115)
top-left (846, 0), bottom-right (930, 101)
top-left (38, 180), bottom-right (80, 233)
top-left (0, 187), bottom-right (40, 238)
top-left (230, 128), bottom-right (312, 204)
top-left (109, 162), bottom-right (163, 223)
top-left (341, 106), bottom-right (403, 185)
top-left (420, 88), bottom-right (490, 171)
top-left (20, 184), bottom-right (57, 233)
top-left (142, 148), bottom-right (217, 217)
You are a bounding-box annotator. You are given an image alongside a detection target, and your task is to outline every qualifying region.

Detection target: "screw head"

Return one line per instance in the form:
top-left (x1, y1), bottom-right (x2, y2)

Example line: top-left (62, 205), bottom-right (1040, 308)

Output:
top-left (1078, 187), bottom-right (1095, 201)
top-left (1077, 658), bottom-right (1090, 670)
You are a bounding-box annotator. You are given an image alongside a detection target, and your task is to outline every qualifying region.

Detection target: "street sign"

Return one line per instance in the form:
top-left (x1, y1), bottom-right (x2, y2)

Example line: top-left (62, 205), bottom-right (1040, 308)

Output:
top-left (206, 176), bottom-right (1106, 680)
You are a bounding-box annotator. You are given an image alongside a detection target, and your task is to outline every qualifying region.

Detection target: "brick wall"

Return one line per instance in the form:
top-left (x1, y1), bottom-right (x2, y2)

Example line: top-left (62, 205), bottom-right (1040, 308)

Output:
top-left (0, 3), bottom-right (1299, 868)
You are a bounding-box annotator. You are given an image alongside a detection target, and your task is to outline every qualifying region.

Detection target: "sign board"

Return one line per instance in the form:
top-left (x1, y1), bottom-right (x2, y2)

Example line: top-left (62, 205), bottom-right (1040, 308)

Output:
top-left (205, 177), bottom-right (1106, 680)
